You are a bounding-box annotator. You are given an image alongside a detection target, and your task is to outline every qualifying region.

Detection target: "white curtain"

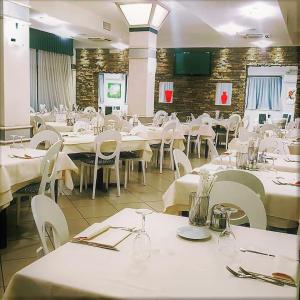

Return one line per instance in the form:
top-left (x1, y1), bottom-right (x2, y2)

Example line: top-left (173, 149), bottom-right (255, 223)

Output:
top-left (30, 49), bottom-right (38, 110)
top-left (37, 50), bottom-right (72, 110)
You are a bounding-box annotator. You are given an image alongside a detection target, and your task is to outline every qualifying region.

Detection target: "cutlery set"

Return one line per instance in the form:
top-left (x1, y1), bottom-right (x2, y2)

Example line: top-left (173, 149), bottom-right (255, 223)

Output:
top-left (272, 179), bottom-right (299, 187)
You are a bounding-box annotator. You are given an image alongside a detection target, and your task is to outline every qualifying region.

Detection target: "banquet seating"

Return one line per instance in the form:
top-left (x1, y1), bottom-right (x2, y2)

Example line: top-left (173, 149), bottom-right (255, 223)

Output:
top-left (210, 176), bottom-right (267, 229)
top-left (104, 114), bottom-right (122, 130)
top-left (151, 120), bottom-right (176, 173)
top-left (152, 110), bottom-right (168, 126)
top-left (285, 121), bottom-right (295, 130)
top-left (295, 118), bottom-right (300, 129)
top-left (216, 114), bottom-right (241, 149)
top-left (206, 138), bottom-right (219, 160)
top-left (214, 170), bottom-right (266, 227)
top-left (14, 141), bottom-right (62, 225)
top-left (173, 149), bottom-right (192, 179)
top-left (83, 106), bottom-right (96, 113)
top-left (32, 115), bottom-right (46, 133)
top-left (241, 115), bottom-right (250, 129)
top-left (32, 194), bottom-right (69, 256)
top-left (285, 128), bottom-right (300, 139)
top-left (185, 118), bottom-right (202, 157)
top-left (29, 129), bottom-right (62, 149)
top-left (79, 130), bottom-right (121, 199)
top-left (260, 123), bottom-right (281, 137)
top-left (121, 119), bottom-right (133, 132)
top-left (73, 120), bottom-right (90, 132)
top-left (259, 137), bottom-right (288, 155)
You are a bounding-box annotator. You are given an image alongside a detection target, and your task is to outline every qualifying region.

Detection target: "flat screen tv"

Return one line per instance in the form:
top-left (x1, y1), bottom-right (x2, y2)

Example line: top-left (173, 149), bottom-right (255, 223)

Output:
top-left (174, 51), bottom-right (211, 75)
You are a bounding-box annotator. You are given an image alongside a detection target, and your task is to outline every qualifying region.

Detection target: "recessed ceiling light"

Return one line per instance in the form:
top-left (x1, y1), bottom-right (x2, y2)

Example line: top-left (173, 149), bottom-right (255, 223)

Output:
top-left (119, 3), bottom-right (152, 26)
top-left (55, 28), bottom-right (77, 38)
top-left (31, 14), bottom-right (67, 26)
top-left (111, 42), bottom-right (129, 50)
top-left (216, 22), bottom-right (247, 36)
top-left (151, 4), bottom-right (168, 28)
top-left (252, 40), bottom-right (272, 48)
top-left (240, 2), bottom-right (278, 20)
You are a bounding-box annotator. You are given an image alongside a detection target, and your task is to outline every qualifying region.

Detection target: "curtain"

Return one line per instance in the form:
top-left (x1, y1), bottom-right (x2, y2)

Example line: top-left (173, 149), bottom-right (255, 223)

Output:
top-left (38, 50), bottom-right (72, 110)
top-left (245, 76), bottom-right (282, 110)
top-left (30, 49), bottom-right (38, 110)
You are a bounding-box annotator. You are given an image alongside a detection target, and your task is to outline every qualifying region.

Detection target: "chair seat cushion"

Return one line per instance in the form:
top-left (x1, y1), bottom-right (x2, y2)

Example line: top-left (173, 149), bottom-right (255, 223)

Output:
top-left (150, 143), bottom-right (171, 149)
top-left (15, 182), bottom-right (50, 195)
top-left (80, 154), bottom-right (115, 166)
top-left (120, 151), bottom-right (140, 159)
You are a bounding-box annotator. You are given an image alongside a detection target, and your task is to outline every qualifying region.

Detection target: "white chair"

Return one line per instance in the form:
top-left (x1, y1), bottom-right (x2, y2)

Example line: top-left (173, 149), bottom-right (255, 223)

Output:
top-left (207, 138), bottom-right (219, 160)
top-left (238, 127), bottom-right (258, 142)
top-left (259, 137), bottom-right (288, 155)
top-left (151, 121), bottom-right (176, 173)
top-left (185, 118), bottom-right (202, 157)
top-left (14, 141), bottom-right (62, 225)
top-left (83, 106), bottom-right (96, 114)
top-left (285, 121), bottom-right (295, 131)
top-left (285, 128), bottom-right (300, 139)
top-left (79, 130), bottom-right (121, 199)
top-left (209, 175), bottom-right (267, 230)
top-left (32, 194), bottom-right (69, 255)
top-left (241, 115), bottom-right (250, 129)
top-left (216, 114), bottom-right (241, 149)
top-left (153, 110), bottom-right (168, 126)
top-left (121, 120), bottom-right (133, 132)
top-left (260, 124), bottom-right (280, 137)
top-left (73, 120), bottom-right (90, 132)
top-left (295, 118), bottom-right (300, 129)
top-left (173, 149), bottom-right (192, 179)
top-left (29, 129), bottom-right (62, 149)
top-left (32, 115), bottom-right (45, 134)
top-left (104, 114), bottom-right (122, 130)
top-left (213, 169), bottom-right (266, 227)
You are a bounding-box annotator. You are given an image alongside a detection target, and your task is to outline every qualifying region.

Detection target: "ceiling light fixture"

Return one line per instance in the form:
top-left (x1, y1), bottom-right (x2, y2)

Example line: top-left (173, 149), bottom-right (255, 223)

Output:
top-left (116, 1), bottom-right (169, 30)
top-left (111, 42), bottom-right (129, 50)
top-left (55, 28), bottom-right (77, 39)
top-left (240, 2), bottom-right (278, 20)
top-left (31, 14), bottom-right (67, 27)
top-left (252, 39), bottom-right (273, 48)
top-left (216, 22), bottom-right (247, 36)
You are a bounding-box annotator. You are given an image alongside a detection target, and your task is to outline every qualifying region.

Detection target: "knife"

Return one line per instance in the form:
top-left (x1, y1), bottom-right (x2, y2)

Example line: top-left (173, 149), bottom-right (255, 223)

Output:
top-left (240, 248), bottom-right (275, 257)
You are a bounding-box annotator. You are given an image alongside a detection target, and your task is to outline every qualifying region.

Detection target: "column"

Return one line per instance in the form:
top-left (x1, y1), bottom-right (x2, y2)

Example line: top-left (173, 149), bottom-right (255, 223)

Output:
top-left (127, 29), bottom-right (157, 117)
top-left (0, 0), bottom-right (31, 144)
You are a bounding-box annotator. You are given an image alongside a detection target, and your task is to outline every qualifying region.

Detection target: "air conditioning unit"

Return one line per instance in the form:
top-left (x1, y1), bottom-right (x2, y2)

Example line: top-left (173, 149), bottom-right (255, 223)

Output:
top-left (88, 37), bottom-right (112, 42)
top-left (238, 33), bottom-right (271, 39)
top-left (103, 21), bottom-right (111, 31)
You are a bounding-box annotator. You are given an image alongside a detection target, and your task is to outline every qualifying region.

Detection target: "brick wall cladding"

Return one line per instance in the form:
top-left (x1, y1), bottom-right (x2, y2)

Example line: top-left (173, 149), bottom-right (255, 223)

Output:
top-left (76, 47), bottom-right (300, 118)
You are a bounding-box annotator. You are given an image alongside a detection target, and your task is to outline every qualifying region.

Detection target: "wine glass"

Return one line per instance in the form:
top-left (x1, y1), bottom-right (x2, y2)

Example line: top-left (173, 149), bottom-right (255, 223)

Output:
top-left (218, 207), bottom-right (239, 263)
top-left (9, 135), bottom-right (17, 157)
top-left (132, 209), bottom-right (153, 261)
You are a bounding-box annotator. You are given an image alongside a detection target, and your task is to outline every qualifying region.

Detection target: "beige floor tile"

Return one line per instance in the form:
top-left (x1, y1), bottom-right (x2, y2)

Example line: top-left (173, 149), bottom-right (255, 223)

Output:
top-left (7, 221), bottom-right (39, 241)
top-left (85, 216), bottom-right (109, 225)
top-left (112, 202), bottom-right (153, 211)
top-left (67, 218), bottom-right (89, 235)
top-left (71, 196), bottom-right (112, 208)
top-left (2, 258), bottom-right (36, 286)
top-left (0, 287), bottom-right (4, 297)
top-left (145, 201), bottom-right (164, 212)
top-left (77, 203), bottom-right (117, 218)
top-left (0, 238), bottom-right (52, 261)
top-left (60, 206), bottom-right (83, 220)
top-left (0, 262), bottom-right (3, 287)
top-left (57, 196), bottom-right (74, 208)
top-left (131, 190), bottom-right (163, 203)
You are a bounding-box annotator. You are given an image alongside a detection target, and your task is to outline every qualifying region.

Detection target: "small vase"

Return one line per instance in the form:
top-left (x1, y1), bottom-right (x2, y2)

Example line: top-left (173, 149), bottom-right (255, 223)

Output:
top-left (189, 192), bottom-right (210, 226)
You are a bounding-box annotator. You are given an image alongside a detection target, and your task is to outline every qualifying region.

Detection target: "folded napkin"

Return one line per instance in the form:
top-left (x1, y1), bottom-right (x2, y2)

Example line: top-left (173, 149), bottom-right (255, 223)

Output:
top-left (240, 252), bottom-right (299, 283)
top-left (276, 178), bottom-right (300, 187)
top-left (73, 223), bottom-right (132, 248)
top-left (12, 149), bottom-right (46, 159)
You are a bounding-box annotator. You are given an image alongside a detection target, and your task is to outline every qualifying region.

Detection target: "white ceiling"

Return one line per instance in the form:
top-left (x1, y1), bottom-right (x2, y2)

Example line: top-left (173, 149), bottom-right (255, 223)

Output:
top-left (27, 0), bottom-right (300, 48)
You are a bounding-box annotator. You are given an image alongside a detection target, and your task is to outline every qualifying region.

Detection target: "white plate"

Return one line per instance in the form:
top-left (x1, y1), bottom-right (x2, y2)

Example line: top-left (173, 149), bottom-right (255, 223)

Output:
top-left (177, 226), bottom-right (211, 240)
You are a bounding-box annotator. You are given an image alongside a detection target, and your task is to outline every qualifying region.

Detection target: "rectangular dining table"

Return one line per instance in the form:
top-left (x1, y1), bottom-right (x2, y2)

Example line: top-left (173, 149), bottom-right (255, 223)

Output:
top-left (163, 163), bottom-right (300, 227)
top-left (4, 208), bottom-right (298, 299)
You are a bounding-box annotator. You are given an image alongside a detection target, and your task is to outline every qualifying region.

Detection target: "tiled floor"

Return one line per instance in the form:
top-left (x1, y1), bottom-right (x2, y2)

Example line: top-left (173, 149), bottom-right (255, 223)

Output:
top-left (0, 152), bottom-right (207, 292)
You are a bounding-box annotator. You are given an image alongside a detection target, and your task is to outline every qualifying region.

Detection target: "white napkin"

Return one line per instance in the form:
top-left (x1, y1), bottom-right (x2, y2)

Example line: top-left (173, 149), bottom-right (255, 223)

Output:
top-left (12, 149), bottom-right (46, 159)
top-left (73, 223), bottom-right (110, 240)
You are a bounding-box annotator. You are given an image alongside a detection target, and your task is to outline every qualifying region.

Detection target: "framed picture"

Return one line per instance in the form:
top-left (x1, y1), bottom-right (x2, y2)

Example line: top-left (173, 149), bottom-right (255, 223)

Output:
top-left (215, 83), bottom-right (232, 106)
top-left (107, 83), bottom-right (121, 99)
top-left (286, 84), bottom-right (296, 105)
top-left (159, 82), bottom-right (174, 104)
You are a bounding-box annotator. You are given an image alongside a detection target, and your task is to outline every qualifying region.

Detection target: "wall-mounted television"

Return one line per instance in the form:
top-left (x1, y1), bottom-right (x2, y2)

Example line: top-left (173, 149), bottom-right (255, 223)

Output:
top-left (174, 50), bottom-right (211, 76)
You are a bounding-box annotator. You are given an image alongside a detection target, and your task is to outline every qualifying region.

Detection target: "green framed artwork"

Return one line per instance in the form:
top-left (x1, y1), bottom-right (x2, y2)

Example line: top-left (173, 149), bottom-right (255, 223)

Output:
top-left (107, 83), bottom-right (121, 99)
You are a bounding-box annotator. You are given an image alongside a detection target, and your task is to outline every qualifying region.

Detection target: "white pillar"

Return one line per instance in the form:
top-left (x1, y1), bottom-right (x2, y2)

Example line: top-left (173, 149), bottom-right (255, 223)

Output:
top-left (127, 30), bottom-right (157, 117)
top-left (0, 0), bottom-right (31, 143)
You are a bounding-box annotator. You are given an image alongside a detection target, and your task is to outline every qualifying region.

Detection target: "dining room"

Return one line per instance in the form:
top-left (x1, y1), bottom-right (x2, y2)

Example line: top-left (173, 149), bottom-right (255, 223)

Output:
top-left (0, 0), bottom-right (299, 299)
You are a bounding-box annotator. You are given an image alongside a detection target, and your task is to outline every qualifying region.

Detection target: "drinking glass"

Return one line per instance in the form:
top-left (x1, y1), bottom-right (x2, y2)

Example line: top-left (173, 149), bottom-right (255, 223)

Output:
top-left (9, 135), bottom-right (17, 156)
top-left (218, 207), bottom-right (238, 261)
top-left (186, 116), bottom-right (191, 123)
top-left (132, 209), bottom-right (153, 261)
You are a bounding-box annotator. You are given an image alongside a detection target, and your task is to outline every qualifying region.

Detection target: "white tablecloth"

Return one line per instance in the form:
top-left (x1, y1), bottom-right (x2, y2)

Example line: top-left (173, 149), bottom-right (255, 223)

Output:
top-left (4, 208), bottom-right (298, 299)
top-left (62, 133), bottom-right (153, 162)
top-left (163, 164), bottom-right (300, 226)
top-left (179, 123), bottom-right (216, 139)
top-left (212, 154), bottom-right (299, 173)
top-left (45, 121), bottom-right (73, 132)
top-left (0, 146), bottom-right (78, 208)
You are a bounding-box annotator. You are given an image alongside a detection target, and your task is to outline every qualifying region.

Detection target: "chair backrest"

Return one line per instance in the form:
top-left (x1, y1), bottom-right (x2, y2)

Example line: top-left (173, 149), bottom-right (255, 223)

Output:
top-left (295, 118), bottom-right (300, 129)
top-left (260, 124), bottom-right (280, 137)
top-left (259, 113), bottom-right (267, 125)
top-left (29, 130), bottom-right (61, 149)
top-left (31, 195), bottom-right (69, 255)
top-left (73, 120), bottom-right (90, 132)
top-left (285, 128), bottom-right (300, 139)
top-left (207, 138), bottom-right (219, 160)
top-left (228, 114), bottom-right (241, 132)
top-left (104, 114), bottom-right (121, 130)
top-left (242, 115), bottom-right (249, 129)
top-left (173, 149), bottom-right (192, 178)
top-left (188, 118), bottom-right (202, 136)
top-left (39, 141), bottom-right (62, 198)
top-left (32, 115), bottom-right (45, 131)
top-left (154, 110), bottom-right (168, 119)
top-left (83, 106), bottom-right (96, 113)
top-left (259, 137), bottom-right (287, 155)
top-left (95, 130), bottom-right (121, 162)
top-left (201, 117), bottom-right (213, 126)
top-left (285, 121), bottom-right (295, 131)
top-left (121, 120), bottom-right (133, 132)
top-left (161, 121), bottom-right (176, 146)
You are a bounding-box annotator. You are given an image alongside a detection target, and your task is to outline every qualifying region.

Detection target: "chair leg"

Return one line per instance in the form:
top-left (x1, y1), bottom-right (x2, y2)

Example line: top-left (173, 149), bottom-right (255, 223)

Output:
top-left (186, 137), bottom-right (190, 157)
top-left (92, 166), bottom-right (98, 200)
top-left (16, 197), bottom-right (21, 226)
top-left (80, 163), bottom-right (84, 193)
top-left (141, 161), bottom-right (146, 185)
top-left (50, 181), bottom-right (55, 200)
top-left (226, 130), bottom-right (229, 150)
top-left (159, 149), bottom-right (164, 174)
top-left (170, 150), bottom-right (174, 171)
top-left (124, 161), bottom-right (128, 189)
top-left (105, 168), bottom-right (109, 190)
top-left (84, 166), bottom-right (88, 190)
top-left (115, 165), bottom-right (121, 197)
top-left (131, 160), bottom-right (134, 171)
top-left (198, 139), bottom-right (201, 158)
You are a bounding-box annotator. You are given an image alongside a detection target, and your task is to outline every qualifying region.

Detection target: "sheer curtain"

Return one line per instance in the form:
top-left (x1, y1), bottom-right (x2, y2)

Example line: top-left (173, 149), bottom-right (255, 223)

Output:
top-left (38, 50), bottom-right (72, 110)
top-left (30, 49), bottom-right (38, 110)
top-left (245, 76), bottom-right (282, 110)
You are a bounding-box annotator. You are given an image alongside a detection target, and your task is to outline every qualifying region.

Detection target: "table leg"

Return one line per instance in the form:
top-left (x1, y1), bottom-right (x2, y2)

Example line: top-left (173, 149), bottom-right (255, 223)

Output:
top-left (0, 208), bottom-right (7, 249)
top-left (205, 140), bottom-right (208, 159)
top-left (96, 169), bottom-right (106, 192)
top-left (54, 180), bottom-right (58, 203)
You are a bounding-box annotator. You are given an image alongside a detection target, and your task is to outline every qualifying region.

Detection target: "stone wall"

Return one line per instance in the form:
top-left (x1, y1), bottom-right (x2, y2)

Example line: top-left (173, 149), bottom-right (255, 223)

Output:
top-left (76, 47), bottom-right (300, 117)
